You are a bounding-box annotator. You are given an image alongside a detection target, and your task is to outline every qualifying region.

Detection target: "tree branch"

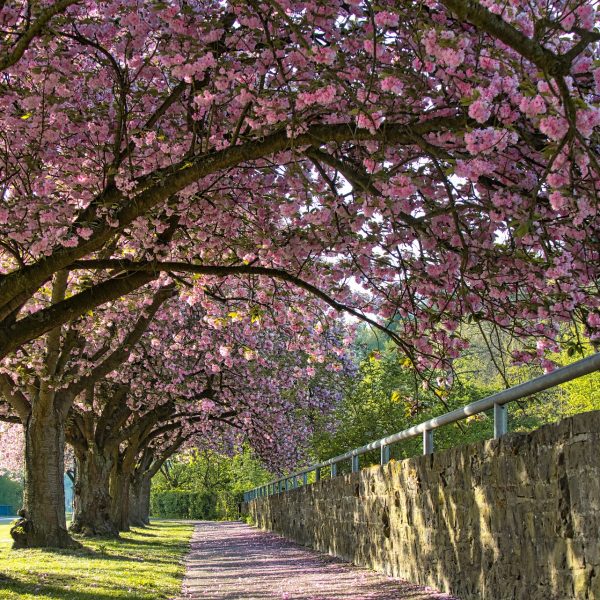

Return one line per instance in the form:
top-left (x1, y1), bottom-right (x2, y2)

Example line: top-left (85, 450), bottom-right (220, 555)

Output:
top-left (0, 0), bottom-right (79, 72)
top-left (62, 285), bottom-right (175, 407)
top-left (439, 0), bottom-right (569, 75)
top-left (0, 373), bottom-right (31, 422)
top-left (0, 116), bottom-right (466, 318)
top-left (68, 258), bottom-right (410, 350)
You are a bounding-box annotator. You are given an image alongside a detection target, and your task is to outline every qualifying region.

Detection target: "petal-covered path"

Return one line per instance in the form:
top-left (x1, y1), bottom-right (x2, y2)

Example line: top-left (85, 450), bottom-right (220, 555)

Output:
top-left (179, 521), bottom-right (460, 600)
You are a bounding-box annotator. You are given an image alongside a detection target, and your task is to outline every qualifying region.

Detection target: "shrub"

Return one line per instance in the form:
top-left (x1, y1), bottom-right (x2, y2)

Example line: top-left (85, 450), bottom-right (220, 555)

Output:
top-left (150, 490), bottom-right (218, 519)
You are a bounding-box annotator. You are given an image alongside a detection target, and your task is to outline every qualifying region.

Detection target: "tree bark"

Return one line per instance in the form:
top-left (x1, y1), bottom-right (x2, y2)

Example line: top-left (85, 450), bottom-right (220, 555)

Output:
top-left (140, 476), bottom-right (151, 525)
top-left (11, 404), bottom-right (80, 549)
top-left (70, 447), bottom-right (119, 537)
top-left (110, 460), bottom-right (131, 532)
top-left (129, 475), bottom-right (151, 527)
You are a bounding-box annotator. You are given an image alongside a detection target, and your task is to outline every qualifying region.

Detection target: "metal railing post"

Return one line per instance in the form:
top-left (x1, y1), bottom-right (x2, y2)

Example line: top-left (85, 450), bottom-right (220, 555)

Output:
top-left (381, 444), bottom-right (391, 465)
top-left (315, 467), bottom-right (321, 482)
top-left (303, 472), bottom-right (308, 485)
top-left (494, 402), bottom-right (508, 438)
top-left (331, 463), bottom-right (337, 477)
top-left (351, 454), bottom-right (359, 473)
top-left (423, 429), bottom-right (434, 455)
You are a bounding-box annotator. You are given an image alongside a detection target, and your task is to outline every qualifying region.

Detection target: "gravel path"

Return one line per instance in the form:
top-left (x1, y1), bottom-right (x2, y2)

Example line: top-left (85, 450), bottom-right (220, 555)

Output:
top-left (179, 521), bottom-right (460, 600)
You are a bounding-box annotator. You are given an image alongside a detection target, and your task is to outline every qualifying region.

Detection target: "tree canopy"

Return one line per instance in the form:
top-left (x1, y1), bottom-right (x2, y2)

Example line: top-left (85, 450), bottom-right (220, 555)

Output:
top-left (0, 0), bottom-right (598, 368)
top-left (0, 0), bottom-right (599, 548)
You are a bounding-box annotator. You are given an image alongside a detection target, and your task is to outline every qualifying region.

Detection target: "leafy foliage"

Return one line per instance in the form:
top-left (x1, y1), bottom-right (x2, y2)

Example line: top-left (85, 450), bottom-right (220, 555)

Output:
top-left (151, 447), bottom-right (272, 520)
top-left (310, 329), bottom-right (600, 469)
top-left (0, 474), bottom-right (22, 513)
top-left (151, 490), bottom-right (218, 520)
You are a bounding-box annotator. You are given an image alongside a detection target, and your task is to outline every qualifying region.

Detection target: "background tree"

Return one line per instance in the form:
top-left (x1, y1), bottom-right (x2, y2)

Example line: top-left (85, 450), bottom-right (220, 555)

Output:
top-left (151, 447), bottom-right (272, 521)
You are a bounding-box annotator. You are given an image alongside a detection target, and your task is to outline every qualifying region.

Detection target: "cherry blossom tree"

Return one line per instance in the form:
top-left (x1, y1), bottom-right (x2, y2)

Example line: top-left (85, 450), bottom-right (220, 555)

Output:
top-left (0, 0), bottom-right (597, 362)
top-left (1, 0), bottom-right (599, 549)
top-left (2, 278), bottom-right (174, 547)
top-left (67, 290), bottom-right (348, 535)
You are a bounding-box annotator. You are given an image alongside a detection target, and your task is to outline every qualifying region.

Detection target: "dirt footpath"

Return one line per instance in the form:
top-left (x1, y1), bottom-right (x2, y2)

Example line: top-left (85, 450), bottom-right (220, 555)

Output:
top-left (179, 521), bottom-right (460, 600)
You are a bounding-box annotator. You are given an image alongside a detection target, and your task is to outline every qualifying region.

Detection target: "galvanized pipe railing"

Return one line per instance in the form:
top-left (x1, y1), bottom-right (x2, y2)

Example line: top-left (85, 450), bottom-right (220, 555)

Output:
top-left (243, 352), bottom-right (600, 502)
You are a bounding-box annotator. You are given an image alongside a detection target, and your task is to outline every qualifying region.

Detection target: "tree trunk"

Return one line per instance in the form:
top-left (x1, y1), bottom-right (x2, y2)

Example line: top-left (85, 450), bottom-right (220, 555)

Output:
top-left (110, 464), bottom-right (130, 532)
top-left (140, 476), bottom-right (151, 525)
top-left (11, 404), bottom-right (80, 549)
top-left (70, 447), bottom-right (119, 537)
top-left (128, 477), bottom-right (144, 528)
top-left (129, 475), bottom-right (152, 527)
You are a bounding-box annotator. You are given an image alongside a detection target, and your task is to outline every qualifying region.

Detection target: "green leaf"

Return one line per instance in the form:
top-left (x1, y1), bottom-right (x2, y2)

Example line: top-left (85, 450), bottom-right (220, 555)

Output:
top-left (514, 221), bottom-right (531, 238)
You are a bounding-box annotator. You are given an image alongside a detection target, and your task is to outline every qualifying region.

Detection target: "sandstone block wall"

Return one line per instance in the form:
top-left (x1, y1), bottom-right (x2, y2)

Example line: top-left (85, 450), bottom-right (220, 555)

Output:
top-left (245, 411), bottom-right (600, 600)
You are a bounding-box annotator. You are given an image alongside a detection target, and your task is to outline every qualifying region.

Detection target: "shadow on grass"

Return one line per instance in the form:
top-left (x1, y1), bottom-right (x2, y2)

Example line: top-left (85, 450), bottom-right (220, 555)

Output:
top-left (127, 530), bottom-right (159, 538)
top-left (0, 572), bottom-right (20, 584)
top-left (0, 579), bottom-right (161, 600)
top-left (31, 545), bottom-right (181, 567)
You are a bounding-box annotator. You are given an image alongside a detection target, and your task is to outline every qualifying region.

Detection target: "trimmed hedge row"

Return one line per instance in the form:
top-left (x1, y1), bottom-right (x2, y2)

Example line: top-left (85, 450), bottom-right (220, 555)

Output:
top-left (150, 490), bottom-right (219, 519)
top-left (0, 474), bottom-right (22, 514)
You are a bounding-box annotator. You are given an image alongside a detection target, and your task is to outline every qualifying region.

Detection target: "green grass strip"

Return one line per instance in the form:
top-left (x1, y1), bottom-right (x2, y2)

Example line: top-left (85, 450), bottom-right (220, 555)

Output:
top-left (0, 520), bottom-right (193, 599)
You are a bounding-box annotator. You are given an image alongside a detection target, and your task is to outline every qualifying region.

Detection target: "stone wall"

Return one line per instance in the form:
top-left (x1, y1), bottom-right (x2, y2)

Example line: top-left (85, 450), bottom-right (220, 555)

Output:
top-left (245, 411), bottom-right (600, 600)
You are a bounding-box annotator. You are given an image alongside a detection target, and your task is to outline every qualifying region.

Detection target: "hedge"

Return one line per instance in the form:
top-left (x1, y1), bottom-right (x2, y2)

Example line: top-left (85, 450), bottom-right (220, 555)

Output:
top-left (150, 490), bottom-right (219, 519)
top-left (0, 474), bottom-right (22, 513)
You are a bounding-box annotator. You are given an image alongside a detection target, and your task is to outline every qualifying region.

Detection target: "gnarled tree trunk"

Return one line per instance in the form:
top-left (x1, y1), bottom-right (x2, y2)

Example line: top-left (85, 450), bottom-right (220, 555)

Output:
top-left (70, 447), bottom-right (118, 537)
top-left (129, 475), bottom-right (151, 527)
top-left (110, 459), bottom-right (131, 532)
top-left (11, 403), bottom-right (80, 549)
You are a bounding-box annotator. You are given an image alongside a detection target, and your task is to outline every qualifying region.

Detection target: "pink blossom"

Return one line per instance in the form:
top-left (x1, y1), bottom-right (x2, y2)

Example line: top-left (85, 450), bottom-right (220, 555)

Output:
top-left (594, 69), bottom-right (600, 95)
top-left (201, 399), bottom-right (216, 412)
top-left (77, 227), bottom-right (94, 240)
top-left (374, 11), bottom-right (399, 28)
top-left (549, 191), bottom-right (569, 211)
top-left (576, 3), bottom-right (596, 29)
top-left (539, 116), bottom-right (569, 141)
top-left (468, 99), bottom-right (491, 124)
top-left (519, 95), bottom-right (546, 117)
top-left (296, 85), bottom-right (337, 110)
top-left (381, 76), bottom-right (404, 95)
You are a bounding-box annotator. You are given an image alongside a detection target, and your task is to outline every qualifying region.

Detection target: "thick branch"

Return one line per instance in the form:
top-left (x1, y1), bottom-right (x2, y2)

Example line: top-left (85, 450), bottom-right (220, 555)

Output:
top-left (0, 116), bottom-right (466, 317)
top-left (0, 0), bottom-right (79, 72)
top-left (69, 259), bottom-right (409, 349)
top-left (440, 0), bottom-right (568, 75)
top-left (0, 374), bottom-right (31, 422)
top-left (0, 271), bottom-right (157, 360)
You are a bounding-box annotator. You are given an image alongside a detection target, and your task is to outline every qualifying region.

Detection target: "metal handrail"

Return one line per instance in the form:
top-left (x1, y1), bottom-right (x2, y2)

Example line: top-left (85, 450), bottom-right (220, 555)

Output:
top-left (244, 352), bottom-right (600, 502)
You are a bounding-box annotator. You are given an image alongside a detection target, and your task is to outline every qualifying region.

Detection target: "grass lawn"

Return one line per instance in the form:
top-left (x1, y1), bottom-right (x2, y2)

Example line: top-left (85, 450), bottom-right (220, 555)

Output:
top-left (0, 520), bottom-right (193, 599)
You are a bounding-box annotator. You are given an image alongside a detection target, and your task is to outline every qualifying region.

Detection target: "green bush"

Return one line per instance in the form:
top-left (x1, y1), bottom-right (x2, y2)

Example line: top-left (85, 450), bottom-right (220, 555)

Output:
top-left (151, 490), bottom-right (219, 519)
top-left (0, 474), bottom-right (22, 513)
